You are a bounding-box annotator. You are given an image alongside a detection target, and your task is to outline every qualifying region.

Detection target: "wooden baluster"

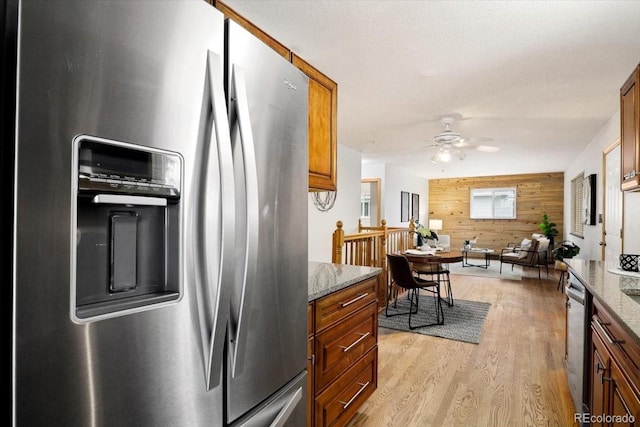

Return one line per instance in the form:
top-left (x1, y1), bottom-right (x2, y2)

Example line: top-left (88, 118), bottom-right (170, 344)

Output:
top-left (332, 221), bottom-right (344, 264)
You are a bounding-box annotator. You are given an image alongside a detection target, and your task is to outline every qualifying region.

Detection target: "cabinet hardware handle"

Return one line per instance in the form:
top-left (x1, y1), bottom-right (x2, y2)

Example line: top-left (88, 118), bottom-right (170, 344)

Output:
top-left (340, 332), bottom-right (370, 352)
top-left (594, 319), bottom-right (625, 346)
top-left (340, 293), bottom-right (368, 307)
top-left (338, 381), bottom-right (370, 409)
top-left (601, 373), bottom-right (613, 384)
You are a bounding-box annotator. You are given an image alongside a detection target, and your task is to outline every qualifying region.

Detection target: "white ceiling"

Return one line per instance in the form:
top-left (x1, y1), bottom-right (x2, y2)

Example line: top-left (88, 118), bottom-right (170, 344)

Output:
top-left (223, 0), bottom-right (640, 179)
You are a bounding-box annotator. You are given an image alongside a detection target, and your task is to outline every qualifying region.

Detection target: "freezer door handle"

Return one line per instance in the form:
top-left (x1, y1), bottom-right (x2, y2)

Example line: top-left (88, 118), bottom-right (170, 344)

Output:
top-left (199, 50), bottom-right (235, 391)
top-left (269, 387), bottom-right (303, 427)
top-left (228, 64), bottom-right (259, 378)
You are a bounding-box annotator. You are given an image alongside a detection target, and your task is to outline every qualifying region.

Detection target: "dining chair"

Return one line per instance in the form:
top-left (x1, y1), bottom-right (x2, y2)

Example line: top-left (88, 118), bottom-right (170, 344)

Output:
top-left (412, 262), bottom-right (453, 307)
top-left (386, 253), bottom-right (444, 328)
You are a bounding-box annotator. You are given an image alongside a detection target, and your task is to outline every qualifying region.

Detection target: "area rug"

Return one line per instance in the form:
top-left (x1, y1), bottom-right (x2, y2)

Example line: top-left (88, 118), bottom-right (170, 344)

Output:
top-left (379, 297), bottom-right (491, 344)
top-left (446, 261), bottom-right (523, 280)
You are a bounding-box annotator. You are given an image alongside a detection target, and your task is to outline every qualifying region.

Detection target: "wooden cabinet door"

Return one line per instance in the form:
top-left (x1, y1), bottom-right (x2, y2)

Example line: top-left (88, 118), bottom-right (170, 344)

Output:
top-left (291, 53), bottom-right (338, 192)
top-left (610, 361), bottom-right (640, 426)
top-left (591, 331), bottom-right (610, 426)
top-left (621, 65), bottom-right (640, 191)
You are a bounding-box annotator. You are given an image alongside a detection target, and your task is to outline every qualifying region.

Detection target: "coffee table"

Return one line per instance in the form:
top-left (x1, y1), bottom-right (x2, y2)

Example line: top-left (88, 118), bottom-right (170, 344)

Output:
top-left (462, 248), bottom-right (495, 269)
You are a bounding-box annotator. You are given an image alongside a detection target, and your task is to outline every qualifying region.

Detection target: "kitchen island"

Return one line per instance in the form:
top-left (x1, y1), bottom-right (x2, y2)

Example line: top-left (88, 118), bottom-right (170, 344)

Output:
top-left (566, 259), bottom-right (640, 345)
top-left (307, 262), bottom-right (383, 427)
top-left (565, 259), bottom-right (640, 423)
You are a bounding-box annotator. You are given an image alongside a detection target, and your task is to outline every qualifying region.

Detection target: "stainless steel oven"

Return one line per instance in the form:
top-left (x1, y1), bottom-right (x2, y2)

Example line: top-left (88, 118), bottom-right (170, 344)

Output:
top-left (566, 272), bottom-right (590, 416)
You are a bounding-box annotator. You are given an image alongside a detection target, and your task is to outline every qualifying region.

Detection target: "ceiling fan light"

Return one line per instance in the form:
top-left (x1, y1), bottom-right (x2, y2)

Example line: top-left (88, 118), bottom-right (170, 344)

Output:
top-left (440, 149), bottom-right (451, 162)
top-left (455, 149), bottom-right (466, 160)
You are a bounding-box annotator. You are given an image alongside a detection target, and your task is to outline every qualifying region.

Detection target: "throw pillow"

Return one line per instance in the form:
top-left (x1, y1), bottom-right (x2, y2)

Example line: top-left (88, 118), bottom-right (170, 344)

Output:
top-left (518, 238), bottom-right (532, 259)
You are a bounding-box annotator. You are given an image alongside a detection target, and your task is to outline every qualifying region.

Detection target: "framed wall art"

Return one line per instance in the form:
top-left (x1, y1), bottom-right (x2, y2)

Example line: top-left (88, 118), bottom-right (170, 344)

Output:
top-left (411, 193), bottom-right (419, 222)
top-left (583, 173), bottom-right (596, 226)
top-left (401, 191), bottom-right (410, 222)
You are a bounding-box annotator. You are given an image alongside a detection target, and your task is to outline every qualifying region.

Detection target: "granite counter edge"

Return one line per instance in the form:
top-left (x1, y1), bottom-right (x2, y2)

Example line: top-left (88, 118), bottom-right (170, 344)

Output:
top-left (308, 268), bottom-right (383, 302)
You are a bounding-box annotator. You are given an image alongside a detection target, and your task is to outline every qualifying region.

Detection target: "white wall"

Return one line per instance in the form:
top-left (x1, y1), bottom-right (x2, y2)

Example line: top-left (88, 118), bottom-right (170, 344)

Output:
top-left (563, 110), bottom-right (640, 260)
top-left (308, 144), bottom-right (362, 262)
top-left (379, 164), bottom-right (429, 227)
top-left (364, 162), bottom-right (429, 226)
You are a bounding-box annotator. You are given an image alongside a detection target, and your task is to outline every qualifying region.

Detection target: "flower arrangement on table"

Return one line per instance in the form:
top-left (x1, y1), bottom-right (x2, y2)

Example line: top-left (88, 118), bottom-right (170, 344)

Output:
top-left (463, 237), bottom-right (478, 250)
top-left (413, 219), bottom-right (438, 247)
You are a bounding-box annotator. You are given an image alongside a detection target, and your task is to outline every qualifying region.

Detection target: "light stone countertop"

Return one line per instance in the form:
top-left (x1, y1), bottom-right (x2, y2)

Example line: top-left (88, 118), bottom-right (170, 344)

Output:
top-left (565, 259), bottom-right (640, 346)
top-left (308, 262), bottom-right (383, 302)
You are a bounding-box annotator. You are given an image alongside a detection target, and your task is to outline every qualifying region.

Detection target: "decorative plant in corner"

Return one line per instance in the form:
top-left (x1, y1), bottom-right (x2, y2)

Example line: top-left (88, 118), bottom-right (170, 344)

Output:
top-left (552, 241), bottom-right (580, 261)
top-left (538, 213), bottom-right (559, 245)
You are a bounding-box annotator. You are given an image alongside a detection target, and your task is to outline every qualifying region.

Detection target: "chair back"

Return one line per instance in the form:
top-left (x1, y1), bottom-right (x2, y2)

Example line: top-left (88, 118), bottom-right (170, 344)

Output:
top-left (386, 253), bottom-right (418, 290)
top-left (521, 238), bottom-right (540, 264)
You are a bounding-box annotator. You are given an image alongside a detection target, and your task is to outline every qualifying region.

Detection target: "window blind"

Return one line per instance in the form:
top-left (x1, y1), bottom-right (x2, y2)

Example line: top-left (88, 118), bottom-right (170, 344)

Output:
top-left (571, 173), bottom-right (584, 236)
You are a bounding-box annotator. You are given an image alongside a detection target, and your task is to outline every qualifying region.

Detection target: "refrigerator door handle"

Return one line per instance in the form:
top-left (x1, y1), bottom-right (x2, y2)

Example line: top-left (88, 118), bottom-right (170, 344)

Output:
top-left (200, 50), bottom-right (235, 391)
top-left (228, 64), bottom-right (259, 378)
top-left (269, 387), bottom-right (303, 427)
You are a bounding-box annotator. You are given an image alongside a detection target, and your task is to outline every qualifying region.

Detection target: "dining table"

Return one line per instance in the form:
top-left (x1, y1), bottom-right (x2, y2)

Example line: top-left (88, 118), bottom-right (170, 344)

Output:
top-left (400, 250), bottom-right (464, 307)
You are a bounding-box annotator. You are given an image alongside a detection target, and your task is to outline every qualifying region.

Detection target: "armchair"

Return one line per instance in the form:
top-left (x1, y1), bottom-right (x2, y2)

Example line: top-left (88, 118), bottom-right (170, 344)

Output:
top-left (423, 234), bottom-right (450, 252)
top-left (437, 234), bottom-right (451, 252)
top-left (499, 238), bottom-right (548, 280)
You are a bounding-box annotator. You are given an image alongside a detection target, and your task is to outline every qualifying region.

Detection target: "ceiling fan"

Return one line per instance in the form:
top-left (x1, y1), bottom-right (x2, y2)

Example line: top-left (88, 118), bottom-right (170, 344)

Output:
top-left (429, 116), bottom-right (499, 164)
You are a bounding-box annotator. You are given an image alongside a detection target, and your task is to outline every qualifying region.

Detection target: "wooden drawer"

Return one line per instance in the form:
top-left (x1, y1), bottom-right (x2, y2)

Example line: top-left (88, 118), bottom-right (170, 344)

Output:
top-left (593, 299), bottom-right (640, 396)
top-left (315, 301), bottom-right (377, 393)
top-left (315, 277), bottom-right (377, 332)
top-left (315, 347), bottom-right (377, 427)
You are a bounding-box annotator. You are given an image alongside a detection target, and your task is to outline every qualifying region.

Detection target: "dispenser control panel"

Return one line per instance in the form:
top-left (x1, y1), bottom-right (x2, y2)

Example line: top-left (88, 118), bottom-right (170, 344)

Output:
top-left (78, 138), bottom-right (181, 199)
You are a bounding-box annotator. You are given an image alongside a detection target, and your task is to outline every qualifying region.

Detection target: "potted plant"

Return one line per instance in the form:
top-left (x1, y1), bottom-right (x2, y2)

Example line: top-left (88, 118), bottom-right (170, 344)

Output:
top-left (413, 219), bottom-right (437, 247)
top-left (552, 240), bottom-right (580, 261)
top-left (538, 213), bottom-right (559, 244)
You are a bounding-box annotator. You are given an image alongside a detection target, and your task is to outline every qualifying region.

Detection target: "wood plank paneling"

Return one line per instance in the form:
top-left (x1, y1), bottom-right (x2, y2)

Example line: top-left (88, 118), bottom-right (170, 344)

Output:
top-left (429, 173), bottom-right (564, 254)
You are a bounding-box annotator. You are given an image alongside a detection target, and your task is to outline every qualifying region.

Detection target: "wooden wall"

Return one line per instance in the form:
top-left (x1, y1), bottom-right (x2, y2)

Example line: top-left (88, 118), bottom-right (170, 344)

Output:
top-left (429, 172), bottom-right (564, 254)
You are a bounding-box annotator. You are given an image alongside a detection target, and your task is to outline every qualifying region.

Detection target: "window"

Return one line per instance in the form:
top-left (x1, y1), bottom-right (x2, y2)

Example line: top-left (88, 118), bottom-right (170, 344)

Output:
top-left (360, 194), bottom-right (370, 218)
top-left (470, 188), bottom-right (516, 219)
top-left (571, 173), bottom-right (584, 237)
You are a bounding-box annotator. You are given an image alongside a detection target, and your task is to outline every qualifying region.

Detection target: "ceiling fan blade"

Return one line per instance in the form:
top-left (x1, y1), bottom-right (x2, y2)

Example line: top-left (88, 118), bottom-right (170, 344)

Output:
top-left (466, 144), bottom-right (500, 152)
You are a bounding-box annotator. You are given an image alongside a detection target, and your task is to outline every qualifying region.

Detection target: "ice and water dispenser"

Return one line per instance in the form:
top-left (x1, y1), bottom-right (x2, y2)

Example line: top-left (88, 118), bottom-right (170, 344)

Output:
top-left (72, 136), bottom-right (182, 321)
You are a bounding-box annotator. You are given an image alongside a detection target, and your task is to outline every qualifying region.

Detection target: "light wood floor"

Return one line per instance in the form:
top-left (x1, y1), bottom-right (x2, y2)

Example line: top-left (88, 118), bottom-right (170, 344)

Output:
top-left (347, 267), bottom-right (576, 427)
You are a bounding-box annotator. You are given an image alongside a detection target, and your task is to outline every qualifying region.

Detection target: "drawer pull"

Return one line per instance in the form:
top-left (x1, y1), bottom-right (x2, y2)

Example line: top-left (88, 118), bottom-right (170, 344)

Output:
top-left (340, 332), bottom-right (370, 353)
top-left (594, 319), bottom-right (625, 346)
top-left (340, 293), bottom-right (369, 307)
top-left (338, 381), bottom-right (370, 409)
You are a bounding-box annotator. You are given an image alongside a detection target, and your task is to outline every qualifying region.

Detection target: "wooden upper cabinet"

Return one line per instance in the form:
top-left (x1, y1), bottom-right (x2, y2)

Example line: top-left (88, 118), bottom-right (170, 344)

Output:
top-left (292, 54), bottom-right (338, 192)
top-left (620, 63), bottom-right (640, 191)
top-left (213, 1), bottom-right (291, 60)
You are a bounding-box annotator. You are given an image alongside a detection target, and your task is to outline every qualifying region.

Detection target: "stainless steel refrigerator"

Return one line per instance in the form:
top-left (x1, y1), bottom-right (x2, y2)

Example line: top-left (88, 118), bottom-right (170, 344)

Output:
top-left (4, 1), bottom-right (309, 425)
